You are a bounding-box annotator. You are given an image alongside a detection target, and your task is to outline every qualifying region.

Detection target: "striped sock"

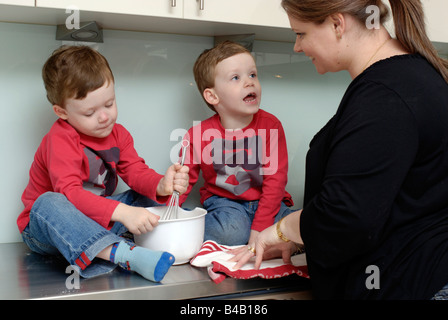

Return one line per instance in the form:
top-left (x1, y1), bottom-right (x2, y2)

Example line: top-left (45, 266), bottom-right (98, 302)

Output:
top-left (110, 241), bottom-right (175, 282)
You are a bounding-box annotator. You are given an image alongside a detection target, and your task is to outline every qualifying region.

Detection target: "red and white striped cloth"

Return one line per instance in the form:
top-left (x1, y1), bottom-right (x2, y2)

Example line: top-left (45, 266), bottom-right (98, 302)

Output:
top-left (190, 240), bottom-right (309, 284)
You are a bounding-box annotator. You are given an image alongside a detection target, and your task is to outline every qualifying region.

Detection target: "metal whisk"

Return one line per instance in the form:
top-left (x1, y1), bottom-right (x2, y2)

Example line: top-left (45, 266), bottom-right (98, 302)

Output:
top-left (161, 140), bottom-right (189, 221)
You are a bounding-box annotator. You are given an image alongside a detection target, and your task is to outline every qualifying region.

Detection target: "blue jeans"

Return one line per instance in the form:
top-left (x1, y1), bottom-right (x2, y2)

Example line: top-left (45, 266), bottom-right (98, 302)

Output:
top-left (21, 190), bottom-right (160, 278)
top-left (202, 195), bottom-right (294, 245)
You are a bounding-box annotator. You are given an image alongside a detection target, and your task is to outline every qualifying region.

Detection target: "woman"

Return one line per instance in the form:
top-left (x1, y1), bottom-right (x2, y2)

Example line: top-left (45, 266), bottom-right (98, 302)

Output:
top-left (232, 0), bottom-right (448, 299)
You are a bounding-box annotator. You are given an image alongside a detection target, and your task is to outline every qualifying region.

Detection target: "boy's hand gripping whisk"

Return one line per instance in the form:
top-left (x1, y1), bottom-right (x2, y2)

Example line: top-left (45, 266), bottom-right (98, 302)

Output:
top-left (161, 140), bottom-right (189, 221)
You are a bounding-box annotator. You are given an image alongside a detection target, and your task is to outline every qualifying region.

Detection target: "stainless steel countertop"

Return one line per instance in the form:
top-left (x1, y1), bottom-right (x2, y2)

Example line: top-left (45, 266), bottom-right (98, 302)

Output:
top-left (1, 242), bottom-right (310, 300)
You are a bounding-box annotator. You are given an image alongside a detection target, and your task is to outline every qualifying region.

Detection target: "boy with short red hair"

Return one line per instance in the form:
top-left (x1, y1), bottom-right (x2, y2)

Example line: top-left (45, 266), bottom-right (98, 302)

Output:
top-left (18, 45), bottom-right (189, 281)
top-left (180, 41), bottom-right (294, 247)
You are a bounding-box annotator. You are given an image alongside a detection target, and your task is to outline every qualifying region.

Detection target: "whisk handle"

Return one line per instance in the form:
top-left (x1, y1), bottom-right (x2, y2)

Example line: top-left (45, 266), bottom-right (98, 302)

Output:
top-left (179, 140), bottom-right (189, 166)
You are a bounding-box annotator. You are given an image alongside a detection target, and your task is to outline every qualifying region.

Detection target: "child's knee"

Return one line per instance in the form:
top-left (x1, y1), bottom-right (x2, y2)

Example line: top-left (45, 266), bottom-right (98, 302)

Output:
top-left (33, 192), bottom-right (66, 210)
top-left (31, 192), bottom-right (73, 224)
top-left (204, 213), bottom-right (250, 245)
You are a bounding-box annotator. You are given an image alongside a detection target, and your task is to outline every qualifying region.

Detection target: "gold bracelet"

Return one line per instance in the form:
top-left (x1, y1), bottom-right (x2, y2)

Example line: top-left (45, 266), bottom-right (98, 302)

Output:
top-left (276, 217), bottom-right (290, 242)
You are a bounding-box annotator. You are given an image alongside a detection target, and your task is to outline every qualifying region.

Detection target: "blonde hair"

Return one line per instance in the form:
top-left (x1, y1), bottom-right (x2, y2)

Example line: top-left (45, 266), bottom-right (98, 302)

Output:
top-left (42, 45), bottom-right (114, 107)
top-left (193, 41), bottom-right (251, 111)
top-left (281, 0), bottom-right (448, 83)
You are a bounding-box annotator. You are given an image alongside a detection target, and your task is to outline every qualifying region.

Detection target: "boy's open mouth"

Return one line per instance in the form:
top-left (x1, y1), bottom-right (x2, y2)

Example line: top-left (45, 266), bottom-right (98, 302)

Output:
top-left (243, 93), bottom-right (257, 103)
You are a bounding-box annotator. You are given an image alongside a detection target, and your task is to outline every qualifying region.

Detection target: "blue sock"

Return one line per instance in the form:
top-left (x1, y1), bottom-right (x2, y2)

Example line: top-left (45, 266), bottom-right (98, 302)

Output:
top-left (110, 241), bottom-right (175, 282)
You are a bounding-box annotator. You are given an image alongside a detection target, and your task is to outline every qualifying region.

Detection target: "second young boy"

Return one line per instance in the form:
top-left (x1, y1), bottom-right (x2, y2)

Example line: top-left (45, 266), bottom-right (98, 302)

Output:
top-left (180, 41), bottom-right (294, 246)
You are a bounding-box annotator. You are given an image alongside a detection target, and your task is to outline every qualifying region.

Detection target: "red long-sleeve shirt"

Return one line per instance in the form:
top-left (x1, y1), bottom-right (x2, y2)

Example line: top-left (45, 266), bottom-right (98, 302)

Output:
top-left (18, 119), bottom-right (164, 233)
top-left (179, 109), bottom-right (293, 232)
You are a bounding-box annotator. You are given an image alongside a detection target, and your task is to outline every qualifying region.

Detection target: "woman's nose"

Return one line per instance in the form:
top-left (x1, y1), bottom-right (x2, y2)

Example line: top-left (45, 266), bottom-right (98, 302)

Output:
top-left (294, 38), bottom-right (303, 53)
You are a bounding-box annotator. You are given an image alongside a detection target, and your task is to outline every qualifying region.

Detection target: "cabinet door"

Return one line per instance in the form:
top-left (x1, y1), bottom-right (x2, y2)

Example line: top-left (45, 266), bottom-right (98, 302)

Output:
top-left (424, 0), bottom-right (448, 43)
top-left (184, 0), bottom-right (290, 28)
top-left (36, 0), bottom-right (183, 18)
top-left (0, 0), bottom-right (33, 5)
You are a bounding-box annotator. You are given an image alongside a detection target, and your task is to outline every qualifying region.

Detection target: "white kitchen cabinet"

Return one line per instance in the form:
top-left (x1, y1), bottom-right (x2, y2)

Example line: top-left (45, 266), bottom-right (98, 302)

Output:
top-left (0, 0), bottom-right (33, 5)
top-left (31, 0), bottom-right (294, 42)
top-left (423, 0), bottom-right (448, 43)
top-left (184, 0), bottom-right (289, 28)
top-left (36, 0), bottom-right (289, 29)
top-left (2, 0), bottom-right (447, 47)
top-left (36, 0), bottom-right (184, 19)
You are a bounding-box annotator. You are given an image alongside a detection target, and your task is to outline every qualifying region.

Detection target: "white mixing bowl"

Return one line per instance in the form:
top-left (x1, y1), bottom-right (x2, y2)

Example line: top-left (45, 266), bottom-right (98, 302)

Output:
top-left (134, 206), bottom-right (207, 265)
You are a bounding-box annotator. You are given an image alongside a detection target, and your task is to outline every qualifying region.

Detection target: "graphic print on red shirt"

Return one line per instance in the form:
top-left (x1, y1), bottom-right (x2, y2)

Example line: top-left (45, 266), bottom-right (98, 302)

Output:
top-left (83, 146), bottom-right (120, 196)
top-left (211, 135), bottom-right (263, 196)
top-left (179, 109), bottom-right (293, 231)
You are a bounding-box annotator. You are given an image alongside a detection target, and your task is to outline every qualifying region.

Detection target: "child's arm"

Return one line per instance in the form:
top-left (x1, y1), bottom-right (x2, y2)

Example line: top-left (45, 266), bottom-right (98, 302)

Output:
top-left (116, 126), bottom-right (189, 203)
top-left (111, 203), bottom-right (160, 235)
top-left (110, 163), bottom-right (188, 235)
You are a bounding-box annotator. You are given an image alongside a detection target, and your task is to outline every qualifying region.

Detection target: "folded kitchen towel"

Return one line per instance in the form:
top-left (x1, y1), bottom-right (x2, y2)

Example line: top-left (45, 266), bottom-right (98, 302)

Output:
top-left (190, 240), bottom-right (309, 284)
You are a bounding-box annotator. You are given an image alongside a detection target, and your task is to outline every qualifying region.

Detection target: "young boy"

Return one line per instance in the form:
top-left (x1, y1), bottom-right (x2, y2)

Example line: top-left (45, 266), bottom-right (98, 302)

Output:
top-left (179, 41), bottom-right (294, 246)
top-left (17, 45), bottom-right (189, 282)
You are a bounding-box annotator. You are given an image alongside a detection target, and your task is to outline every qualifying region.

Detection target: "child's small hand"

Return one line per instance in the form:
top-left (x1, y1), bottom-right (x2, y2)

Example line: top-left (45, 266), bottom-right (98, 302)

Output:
top-left (112, 203), bottom-right (160, 235)
top-left (157, 163), bottom-right (189, 196)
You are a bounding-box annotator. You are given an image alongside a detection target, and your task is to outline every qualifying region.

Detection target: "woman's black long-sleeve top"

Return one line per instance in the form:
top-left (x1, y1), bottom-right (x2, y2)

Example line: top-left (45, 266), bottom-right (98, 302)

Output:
top-left (301, 54), bottom-right (448, 299)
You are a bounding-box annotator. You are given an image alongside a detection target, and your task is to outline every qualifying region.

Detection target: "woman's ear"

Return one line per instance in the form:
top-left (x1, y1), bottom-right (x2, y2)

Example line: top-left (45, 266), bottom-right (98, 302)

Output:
top-left (329, 13), bottom-right (346, 39)
top-left (203, 88), bottom-right (219, 106)
top-left (53, 105), bottom-right (68, 120)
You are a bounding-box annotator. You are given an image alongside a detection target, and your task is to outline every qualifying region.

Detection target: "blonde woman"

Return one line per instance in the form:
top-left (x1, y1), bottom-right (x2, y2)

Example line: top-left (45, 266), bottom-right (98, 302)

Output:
top-left (232, 0), bottom-right (448, 299)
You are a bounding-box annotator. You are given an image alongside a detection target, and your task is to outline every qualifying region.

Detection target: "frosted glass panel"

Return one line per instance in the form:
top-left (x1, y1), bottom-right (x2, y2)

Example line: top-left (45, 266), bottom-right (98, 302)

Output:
top-left (0, 22), bottom-right (350, 243)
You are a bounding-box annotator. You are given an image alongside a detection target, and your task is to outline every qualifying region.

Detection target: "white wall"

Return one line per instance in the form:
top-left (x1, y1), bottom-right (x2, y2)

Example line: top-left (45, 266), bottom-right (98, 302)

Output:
top-left (0, 21), bottom-right (351, 243)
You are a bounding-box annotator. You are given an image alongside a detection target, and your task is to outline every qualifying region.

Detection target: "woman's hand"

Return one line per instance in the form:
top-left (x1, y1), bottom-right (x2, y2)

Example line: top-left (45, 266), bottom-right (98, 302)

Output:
top-left (229, 224), bottom-right (292, 270)
top-left (229, 210), bottom-right (304, 270)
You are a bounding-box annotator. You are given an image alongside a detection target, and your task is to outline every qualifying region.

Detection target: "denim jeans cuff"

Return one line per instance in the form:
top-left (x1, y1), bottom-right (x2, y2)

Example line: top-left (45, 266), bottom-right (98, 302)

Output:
top-left (75, 232), bottom-right (122, 278)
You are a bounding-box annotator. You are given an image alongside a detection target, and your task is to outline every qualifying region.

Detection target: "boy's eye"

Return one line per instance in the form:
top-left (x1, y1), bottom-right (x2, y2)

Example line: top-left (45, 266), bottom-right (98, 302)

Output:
top-left (297, 33), bottom-right (305, 39)
top-left (84, 108), bottom-right (96, 117)
top-left (250, 73), bottom-right (257, 79)
top-left (231, 75), bottom-right (239, 81)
